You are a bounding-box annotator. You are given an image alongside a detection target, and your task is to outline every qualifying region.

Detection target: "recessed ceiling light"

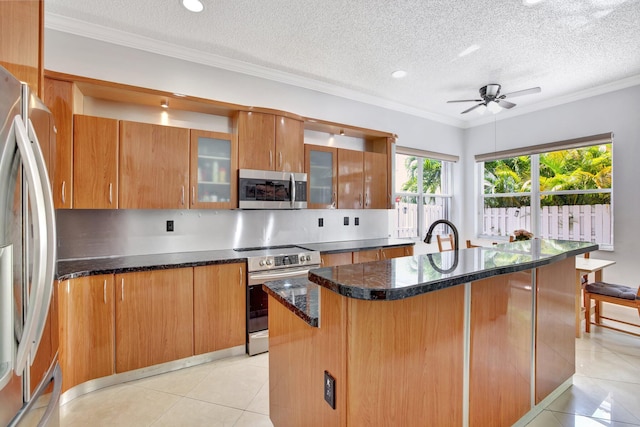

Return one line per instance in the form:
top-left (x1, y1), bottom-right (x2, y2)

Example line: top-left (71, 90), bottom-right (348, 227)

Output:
top-left (391, 70), bottom-right (407, 79)
top-left (182, 0), bottom-right (204, 13)
top-left (160, 100), bottom-right (169, 109)
top-left (523, 0), bottom-right (543, 5)
top-left (172, 92), bottom-right (186, 97)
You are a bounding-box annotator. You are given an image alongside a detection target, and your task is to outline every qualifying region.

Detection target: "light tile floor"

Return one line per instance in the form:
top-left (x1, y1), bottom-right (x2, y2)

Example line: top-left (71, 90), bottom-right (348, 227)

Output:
top-left (60, 305), bottom-right (639, 427)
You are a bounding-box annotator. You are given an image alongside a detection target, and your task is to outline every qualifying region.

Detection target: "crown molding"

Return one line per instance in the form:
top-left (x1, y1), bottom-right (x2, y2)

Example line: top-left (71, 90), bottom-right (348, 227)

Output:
top-left (45, 13), bottom-right (466, 128)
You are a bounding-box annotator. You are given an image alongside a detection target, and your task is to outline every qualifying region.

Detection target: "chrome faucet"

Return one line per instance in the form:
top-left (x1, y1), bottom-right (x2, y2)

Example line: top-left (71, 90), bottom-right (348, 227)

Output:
top-left (424, 219), bottom-right (459, 251)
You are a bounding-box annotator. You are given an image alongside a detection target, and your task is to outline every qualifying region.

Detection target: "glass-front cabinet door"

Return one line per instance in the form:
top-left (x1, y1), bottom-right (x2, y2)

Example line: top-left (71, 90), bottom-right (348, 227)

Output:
top-left (304, 144), bottom-right (337, 209)
top-left (189, 129), bottom-right (237, 209)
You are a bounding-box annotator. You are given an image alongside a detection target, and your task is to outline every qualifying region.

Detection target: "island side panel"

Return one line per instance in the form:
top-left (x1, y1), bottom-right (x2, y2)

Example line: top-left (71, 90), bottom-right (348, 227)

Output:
top-left (535, 257), bottom-right (575, 403)
top-left (346, 285), bottom-right (465, 427)
top-left (470, 270), bottom-right (533, 427)
top-left (268, 287), bottom-right (347, 427)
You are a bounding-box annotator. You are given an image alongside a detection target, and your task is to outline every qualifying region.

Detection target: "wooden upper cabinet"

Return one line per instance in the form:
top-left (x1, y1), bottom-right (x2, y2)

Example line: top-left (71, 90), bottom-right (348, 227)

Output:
top-left (73, 115), bottom-right (118, 208)
top-left (305, 145), bottom-right (337, 209)
top-left (237, 111), bottom-right (275, 170)
top-left (364, 151), bottom-right (388, 209)
top-left (237, 111), bottom-right (303, 172)
top-left (275, 116), bottom-right (304, 172)
top-left (119, 121), bottom-right (189, 209)
top-left (58, 275), bottom-right (115, 392)
top-left (43, 77), bottom-right (74, 208)
top-left (189, 129), bottom-right (237, 209)
top-left (337, 149), bottom-right (364, 209)
top-left (0, 0), bottom-right (43, 96)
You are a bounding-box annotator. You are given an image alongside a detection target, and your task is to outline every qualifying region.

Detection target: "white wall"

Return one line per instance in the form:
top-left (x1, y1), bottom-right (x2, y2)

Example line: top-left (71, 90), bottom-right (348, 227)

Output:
top-left (463, 85), bottom-right (640, 285)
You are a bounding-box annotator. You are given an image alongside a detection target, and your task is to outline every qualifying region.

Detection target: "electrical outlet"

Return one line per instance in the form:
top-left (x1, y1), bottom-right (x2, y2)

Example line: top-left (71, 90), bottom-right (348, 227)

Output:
top-left (324, 371), bottom-right (336, 409)
top-left (343, 216), bottom-right (349, 226)
top-left (354, 217), bottom-right (359, 226)
top-left (166, 220), bottom-right (174, 232)
top-left (318, 218), bottom-right (324, 227)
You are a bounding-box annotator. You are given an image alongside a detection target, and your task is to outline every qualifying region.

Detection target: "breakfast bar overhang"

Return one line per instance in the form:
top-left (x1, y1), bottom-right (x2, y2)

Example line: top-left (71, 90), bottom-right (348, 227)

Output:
top-left (264, 240), bottom-right (597, 427)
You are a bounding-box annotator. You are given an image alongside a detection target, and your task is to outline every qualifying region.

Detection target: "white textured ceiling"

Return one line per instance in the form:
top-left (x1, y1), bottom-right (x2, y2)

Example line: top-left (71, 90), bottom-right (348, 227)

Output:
top-left (45, 0), bottom-right (640, 128)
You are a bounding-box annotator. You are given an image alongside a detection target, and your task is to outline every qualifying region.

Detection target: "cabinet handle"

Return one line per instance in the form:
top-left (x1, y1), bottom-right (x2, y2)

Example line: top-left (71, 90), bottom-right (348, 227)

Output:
top-left (279, 151), bottom-right (283, 169)
top-left (181, 186), bottom-right (185, 205)
top-left (192, 186), bottom-right (195, 205)
top-left (109, 183), bottom-right (113, 205)
top-left (61, 181), bottom-right (66, 204)
top-left (376, 252), bottom-right (380, 260)
top-left (365, 192), bottom-right (369, 208)
top-left (332, 192), bottom-right (336, 208)
top-left (359, 193), bottom-right (363, 207)
top-left (239, 267), bottom-right (243, 286)
top-left (269, 150), bottom-right (273, 168)
top-left (103, 279), bottom-right (107, 304)
top-left (121, 278), bottom-right (124, 301)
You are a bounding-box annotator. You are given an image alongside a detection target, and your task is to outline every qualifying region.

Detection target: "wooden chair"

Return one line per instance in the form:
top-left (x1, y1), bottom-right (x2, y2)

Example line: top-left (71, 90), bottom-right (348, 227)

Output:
top-left (584, 281), bottom-right (640, 337)
top-left (466, 240), bottom-right (481, 248)
top-left (437, 234), bottom-right (455, 252)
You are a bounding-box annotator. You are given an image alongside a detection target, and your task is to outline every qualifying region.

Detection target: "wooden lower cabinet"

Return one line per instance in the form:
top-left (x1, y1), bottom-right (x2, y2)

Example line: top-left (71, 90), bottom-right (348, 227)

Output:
top-left (58, 275), bottom-right (114, 392)
top-left (193, 263), bottom-right (246, 355)
top-left (381, 245), bottom-right (413, 259)
top-left (352, 249), bottom-right (380, 263)
top-left (320, 252), bottom-right (353, 267)
top-left (115, 268), bottom-right (194, 373)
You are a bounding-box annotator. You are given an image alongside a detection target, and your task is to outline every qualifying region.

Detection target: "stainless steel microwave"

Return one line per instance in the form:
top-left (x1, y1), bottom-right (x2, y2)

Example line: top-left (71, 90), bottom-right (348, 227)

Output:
top-left (238, 169), bottom-right (308, 209)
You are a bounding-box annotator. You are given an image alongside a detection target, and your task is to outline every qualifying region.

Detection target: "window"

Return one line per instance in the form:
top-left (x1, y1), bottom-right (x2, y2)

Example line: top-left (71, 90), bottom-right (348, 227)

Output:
top-left (478, 134), bottom-right (613, 248)
top-left (393, 149), bottom-right (454, 239)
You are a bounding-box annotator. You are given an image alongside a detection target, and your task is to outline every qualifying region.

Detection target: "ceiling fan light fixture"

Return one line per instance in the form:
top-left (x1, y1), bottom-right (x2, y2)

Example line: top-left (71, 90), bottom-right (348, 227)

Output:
top-left (487, 100), bottom-right (502, 114)
top-left (182, 0), bottom-right (204, 13)
top-left (476, 104), bottom-right (487, 115)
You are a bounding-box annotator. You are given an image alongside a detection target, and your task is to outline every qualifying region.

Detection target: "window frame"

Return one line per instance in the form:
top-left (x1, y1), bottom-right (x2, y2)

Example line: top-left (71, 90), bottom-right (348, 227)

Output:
top-left (393, 152), bottom-right (454, 239)
top-left (477, 143), bottom-right (613, 249)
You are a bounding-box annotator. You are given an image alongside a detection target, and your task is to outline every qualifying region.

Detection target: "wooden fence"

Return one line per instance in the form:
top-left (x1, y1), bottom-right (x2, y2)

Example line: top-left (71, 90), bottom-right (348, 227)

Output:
top-left (394, 202), bottom-right (612, 244)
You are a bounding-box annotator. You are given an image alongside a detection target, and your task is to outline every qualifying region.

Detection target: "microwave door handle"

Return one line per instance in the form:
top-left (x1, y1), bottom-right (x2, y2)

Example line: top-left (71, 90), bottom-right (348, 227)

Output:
top-left (26, 119), bottom-right (56, 365)
top-left (290, 173), bottom-right (296, 207)
top-left (12, 117), bottom-right (48, 376)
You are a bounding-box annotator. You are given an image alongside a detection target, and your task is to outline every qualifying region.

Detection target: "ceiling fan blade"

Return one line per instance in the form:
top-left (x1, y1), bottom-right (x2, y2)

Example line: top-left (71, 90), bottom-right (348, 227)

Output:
top-left (496, 99), bottom-right (516, 109)
top-left (447, 99), bottom-right (483, 103)
top-left (461, 103), bottom-right (484, 114)
top-left (501, 87), bottom-right (541, 98)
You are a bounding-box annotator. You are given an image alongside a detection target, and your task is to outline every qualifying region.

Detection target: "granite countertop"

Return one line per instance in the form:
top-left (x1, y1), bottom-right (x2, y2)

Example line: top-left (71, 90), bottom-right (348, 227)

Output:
top-left (262, 279), bottom-right (319, 327)
top-left (56, 249), bottom-right (243, 280)
top-left (309, 239), bottom-right (598, 301)
top-left (55, 238), bottom-right (415, 280)
top-left (297, 238), bottom-right (414, 254)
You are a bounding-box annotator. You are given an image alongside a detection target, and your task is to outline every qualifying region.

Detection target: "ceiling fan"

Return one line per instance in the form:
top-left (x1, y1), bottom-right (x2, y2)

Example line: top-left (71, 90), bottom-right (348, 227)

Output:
top-left (447, 84), bottom-right (541, 114)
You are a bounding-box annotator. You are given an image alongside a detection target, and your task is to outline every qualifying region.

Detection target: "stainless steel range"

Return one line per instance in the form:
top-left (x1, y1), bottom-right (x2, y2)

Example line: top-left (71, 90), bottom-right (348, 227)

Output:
top-left (235, 245), bottom-right (321, 356)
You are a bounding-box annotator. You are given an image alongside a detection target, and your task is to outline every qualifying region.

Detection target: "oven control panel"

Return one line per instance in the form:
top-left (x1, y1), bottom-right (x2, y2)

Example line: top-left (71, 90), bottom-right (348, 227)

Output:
top-left (249, 251), bottom-right (321, 272)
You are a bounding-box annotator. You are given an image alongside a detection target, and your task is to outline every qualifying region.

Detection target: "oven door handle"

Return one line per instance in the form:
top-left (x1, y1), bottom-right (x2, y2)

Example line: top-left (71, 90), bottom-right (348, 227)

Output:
top-left (249, 267), bottom-right (317, 284)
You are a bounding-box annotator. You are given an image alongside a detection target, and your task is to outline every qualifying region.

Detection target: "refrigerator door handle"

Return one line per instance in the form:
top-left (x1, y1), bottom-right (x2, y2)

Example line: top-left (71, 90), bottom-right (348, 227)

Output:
top-left (0, 245), bottom-right (13, 390)
top-left (26, 118), bottom-right (56, 366)
top-left (12, 116), bottom-right (48, 376)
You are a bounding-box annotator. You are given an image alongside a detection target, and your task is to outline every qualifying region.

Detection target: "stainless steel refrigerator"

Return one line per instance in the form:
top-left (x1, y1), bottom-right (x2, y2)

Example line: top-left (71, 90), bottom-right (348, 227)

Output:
top-left (0, 66), bottom-right (60, 425)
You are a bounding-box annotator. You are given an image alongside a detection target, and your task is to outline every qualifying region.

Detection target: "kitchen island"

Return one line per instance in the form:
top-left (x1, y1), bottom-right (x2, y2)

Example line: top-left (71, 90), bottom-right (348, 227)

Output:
top-left (265, 239), bottom-right (597, 427)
